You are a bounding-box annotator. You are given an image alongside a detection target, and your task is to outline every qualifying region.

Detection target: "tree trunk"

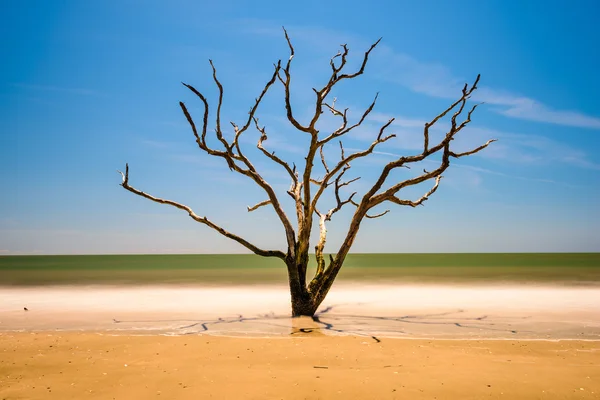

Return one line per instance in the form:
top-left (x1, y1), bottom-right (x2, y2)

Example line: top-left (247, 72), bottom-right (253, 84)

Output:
top-left (287, 259), bottom-right (318, 317)
top-left (290, 290), bottom-right (317, 316)
top-left (289, 272), bottom-right (333, 317)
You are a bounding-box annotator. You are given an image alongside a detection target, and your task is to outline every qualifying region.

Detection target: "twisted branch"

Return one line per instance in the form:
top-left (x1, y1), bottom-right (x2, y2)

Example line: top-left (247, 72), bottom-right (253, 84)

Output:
top-left (118, 165), bottom-right (285, 259)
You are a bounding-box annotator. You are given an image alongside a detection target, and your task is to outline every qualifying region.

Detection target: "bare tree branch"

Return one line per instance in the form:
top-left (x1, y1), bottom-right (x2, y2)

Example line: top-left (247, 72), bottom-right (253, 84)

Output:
top-left (365, 209), bottom-right (390, 219)
top-left (278, 27), bottom-right (312, 134)
top-left (329, 45), bottom-right (349, 77)
top-left (423, 75), bottom-right (481, 153)
top-left (319, 93), bottom-right (379, 146)
top-left (180, 63), bottom-right (297, 254)
top-left (338, 176), bottom-right (361, 189)
top-left (349, 198), bottom-right (389, 218)
top-left (253, 117), bottom-right (297, 183)
top-left (359, 74), bottom-right (487, 215)
top-left (229, 61), bottom-right (281, 163)
top-left (312, 166), bottom-right (358, 278)
top-left (450, 139), bottom-right (497, 158)
top-left (208, 60), bottom-right (231, 153)
top-left (319, 144), bottom-right (330, 174)
top-left (313, 210), bottom-right (328, 277)
top-left (334, 38), bottom-right (381, 82)
top-left (339, 140), bottom-right (346, 161)
top-left (308, 39), bottom-right (382, 130)
top-left (247, 199), bottom-right (272, 212)
top-left (388, 175), bottom-right (443, 207)
top-left (118, 164), bottom-right (285, 259)
top-left (326, 173), bottom-right (358, 221)
top-left (179, 100), bottom-right (241, 171)
top-left (180, 84), bottom-right (209, 145)
top-left (310, 118), bottom-right (395, 213)
top-left (323, 97), bottom-right (344, 116)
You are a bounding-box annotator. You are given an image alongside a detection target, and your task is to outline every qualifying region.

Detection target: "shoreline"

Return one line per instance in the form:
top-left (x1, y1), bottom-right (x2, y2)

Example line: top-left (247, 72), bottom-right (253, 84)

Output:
top-left (4, 330), bottom-right (600, 342)
top-left (0, 284), bottom-right (600, 340)
top-left (2, 283), bottom-right (599, 398)
top-left (2, 283), bottom-right (599, 340)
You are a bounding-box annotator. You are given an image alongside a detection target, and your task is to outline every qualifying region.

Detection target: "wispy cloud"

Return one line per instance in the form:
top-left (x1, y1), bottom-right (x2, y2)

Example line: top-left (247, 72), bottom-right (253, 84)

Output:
top-left (364, 110), bottom-right (600, 171)
top-left (452, 164), bottom-right (578, 187)
top-left (376, 45), bottom-right (600, 129)
top-left (364, 149), bottom-right (577, 187)
top-left (244, 23), bottom-right (600, 130)
top-left (475, 88), bottom-right (600, 129)
top-left (10, 83), bottom-right (100, 96)
top-left (469, 126), bottom-right (600, 170)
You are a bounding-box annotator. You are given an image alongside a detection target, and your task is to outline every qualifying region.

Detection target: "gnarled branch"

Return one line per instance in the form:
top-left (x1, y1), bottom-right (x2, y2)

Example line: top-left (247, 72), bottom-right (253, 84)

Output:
top-left (180, 62), bottom-right (297, 254)
top-left (118, 164), bottom-right (285, 259)
top-left (278, 27), bottom-right (312, 134)
top-left (310, 118), bottom-right (395, 213)
top-left (209, 60), bottom-right (230, 153)
top-left (319, 93), bottom-right (379, 146)
top-left (254, 117), bottom-right (297, 183)
top-left (360, 74), bottom-right (491, 214)
top-left (387, 175), bottom-right (443, 207)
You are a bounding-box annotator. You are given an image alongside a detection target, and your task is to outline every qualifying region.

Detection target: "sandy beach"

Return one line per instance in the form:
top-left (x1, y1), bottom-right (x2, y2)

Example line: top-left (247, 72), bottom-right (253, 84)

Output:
top-left (1, 333), bottom-right (599, 399)
top-left (1, 283), bottom-right (599, 398)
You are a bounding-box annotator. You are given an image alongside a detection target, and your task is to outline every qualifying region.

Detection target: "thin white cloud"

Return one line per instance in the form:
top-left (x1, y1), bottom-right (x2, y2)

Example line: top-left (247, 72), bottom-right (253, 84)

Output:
top-left (452, 164), bottom-right (578, 187)
top-left (366, 149), bottom-right (577, 187)
top-left (475, 88), bottom-right (600, 129)
top-left (366, 43), bottom-right (600, 129)
top-left (374, 45), bottom-right (600, 130)
top-left (372, 45), bottom-right (464, 99)
top-left (365, 109), bottom-right (600, 171)
top-left (244, 23), bottom-right (600, 130)
top-left (11, 83), bottom-right (100, 96)
top-left (469, 126), bottom-right (600, 170)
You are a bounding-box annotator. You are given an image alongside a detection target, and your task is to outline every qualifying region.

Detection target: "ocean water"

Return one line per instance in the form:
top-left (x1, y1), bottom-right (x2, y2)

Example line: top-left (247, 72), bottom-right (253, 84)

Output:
top-left (1, 253), bottom-right (599, 286)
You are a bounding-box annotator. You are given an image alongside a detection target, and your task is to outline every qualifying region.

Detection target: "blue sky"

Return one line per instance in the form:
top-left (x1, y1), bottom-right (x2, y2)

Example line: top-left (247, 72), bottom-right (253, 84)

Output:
top-left (1, 0), bottom-right (599, 254)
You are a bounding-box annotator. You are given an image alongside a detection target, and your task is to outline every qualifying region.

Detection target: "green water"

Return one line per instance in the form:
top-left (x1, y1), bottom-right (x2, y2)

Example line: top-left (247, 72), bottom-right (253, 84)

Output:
top-left (0, 253), bottom-right (598, 286)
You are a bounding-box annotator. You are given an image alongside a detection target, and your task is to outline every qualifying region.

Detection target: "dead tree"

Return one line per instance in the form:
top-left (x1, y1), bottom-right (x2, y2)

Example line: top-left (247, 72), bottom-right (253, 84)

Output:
top-left (118, 29), bottom-right (495, 317)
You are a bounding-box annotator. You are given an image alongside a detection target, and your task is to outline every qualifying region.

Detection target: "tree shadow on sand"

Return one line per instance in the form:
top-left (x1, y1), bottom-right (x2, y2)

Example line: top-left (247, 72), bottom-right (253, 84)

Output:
top-left (112, 304), bottom-right (530, 342)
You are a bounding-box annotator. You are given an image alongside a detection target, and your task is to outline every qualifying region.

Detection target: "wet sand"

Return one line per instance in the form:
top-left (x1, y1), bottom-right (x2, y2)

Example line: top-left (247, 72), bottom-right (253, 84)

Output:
top-left (1, 284), bottom-right (599, 398)
top-left (1, 284), bottom-right (599, 339)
